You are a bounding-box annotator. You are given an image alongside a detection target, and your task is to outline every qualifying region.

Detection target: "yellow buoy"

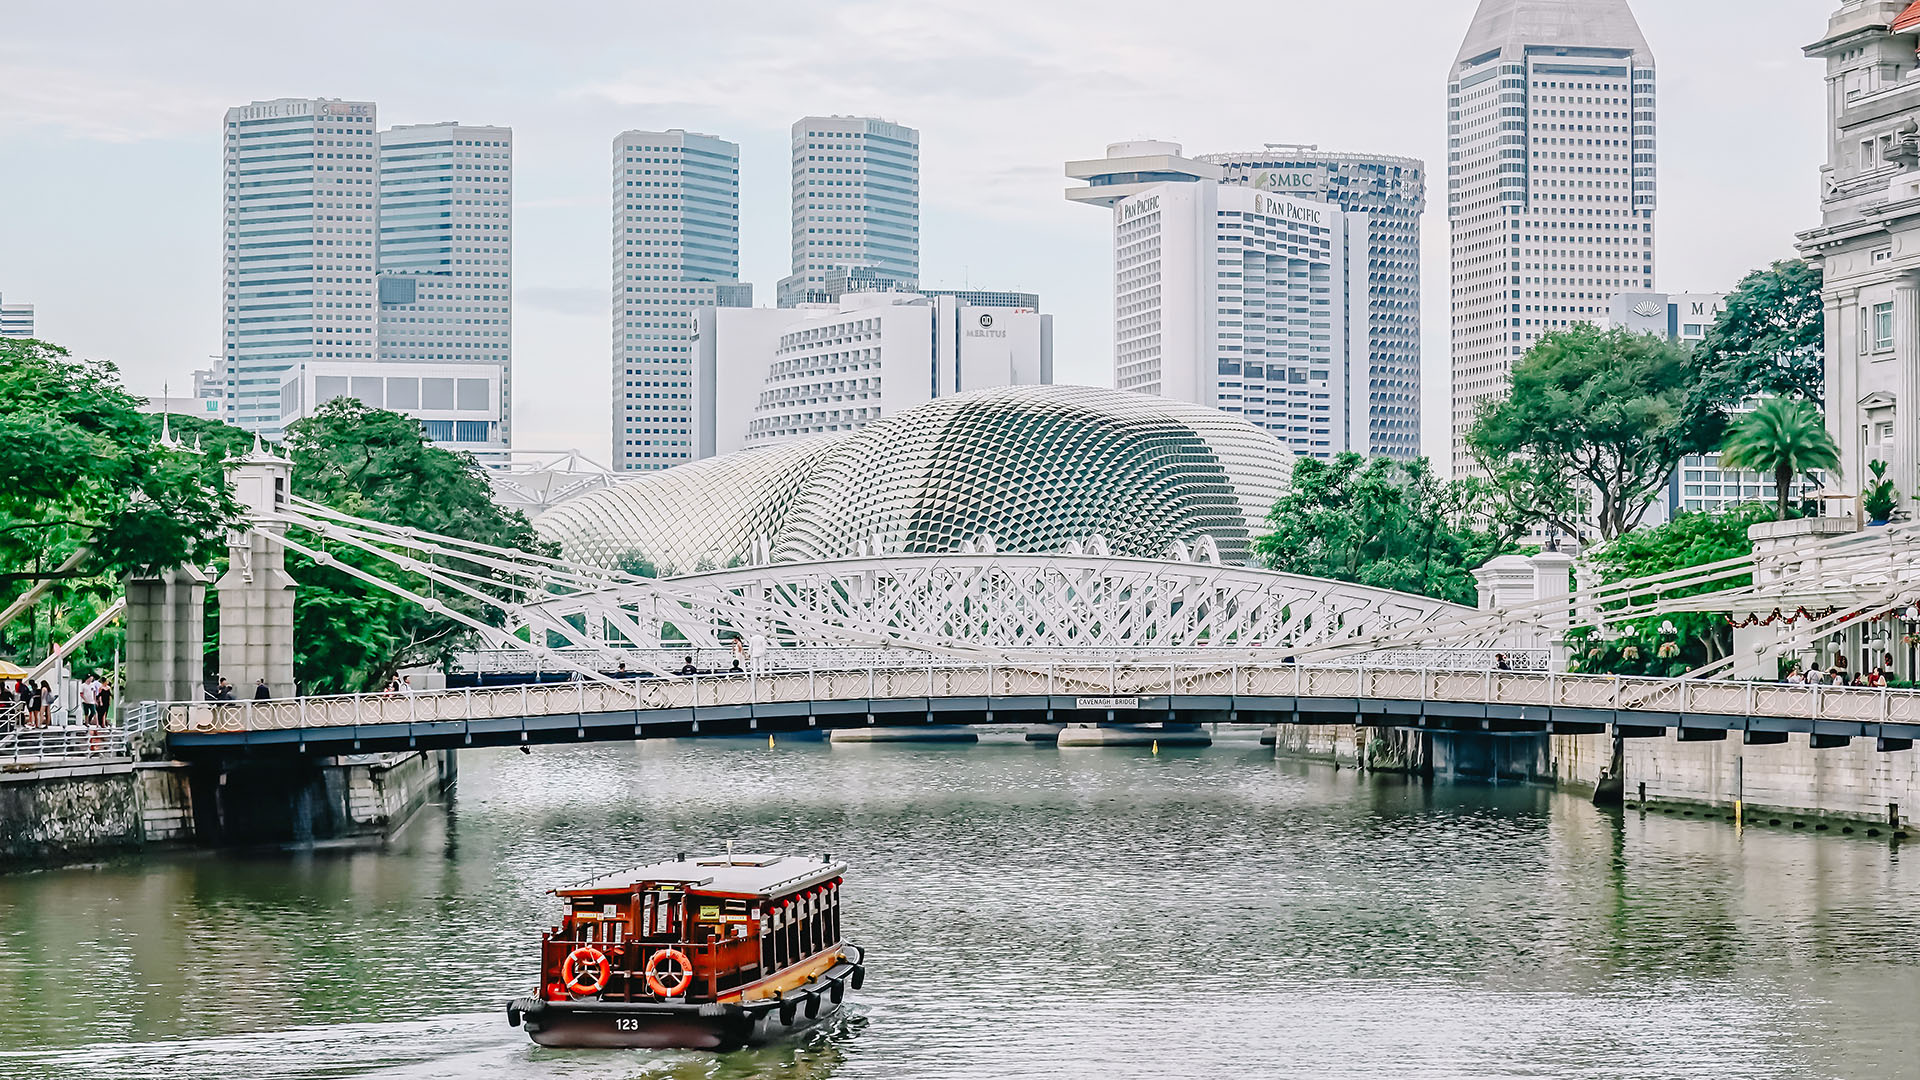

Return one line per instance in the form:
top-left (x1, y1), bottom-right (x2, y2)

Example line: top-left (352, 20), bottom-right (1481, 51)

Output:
top-left (768, 733), bottom-right (775, 749)
top-left (1152, 740), bottom-right (1159, 755)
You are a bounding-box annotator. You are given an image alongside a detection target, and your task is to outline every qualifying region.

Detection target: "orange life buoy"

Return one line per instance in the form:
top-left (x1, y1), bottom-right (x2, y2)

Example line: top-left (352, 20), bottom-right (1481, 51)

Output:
top-left (563, 945), bottom-right (611, 997)
top-left (644, 947), bottom-right (693, 998)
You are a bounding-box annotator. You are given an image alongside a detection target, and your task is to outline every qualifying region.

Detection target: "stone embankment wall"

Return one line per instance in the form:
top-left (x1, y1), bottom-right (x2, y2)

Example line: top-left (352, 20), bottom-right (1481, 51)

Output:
top-left (1269, 725), bottom-right (1427, 773)
top-left (1625, 734), bottom-right (1917, 829)
top-left (0, 750), bottom-right (454, 867)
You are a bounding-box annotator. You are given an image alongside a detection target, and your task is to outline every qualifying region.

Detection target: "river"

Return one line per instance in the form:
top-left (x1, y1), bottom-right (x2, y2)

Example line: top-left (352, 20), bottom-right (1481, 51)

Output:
top-left (1, 735), bottom-right (1917, 1079)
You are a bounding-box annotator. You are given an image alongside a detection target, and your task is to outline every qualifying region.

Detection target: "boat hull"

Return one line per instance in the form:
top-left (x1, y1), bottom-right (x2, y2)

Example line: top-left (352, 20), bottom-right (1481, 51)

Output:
top-left (508, 945), bottom-right (864, 1051)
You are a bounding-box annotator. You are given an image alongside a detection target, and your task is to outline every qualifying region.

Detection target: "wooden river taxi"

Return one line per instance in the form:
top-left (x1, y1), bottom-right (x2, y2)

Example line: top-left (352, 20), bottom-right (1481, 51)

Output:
top-left (505, 853), bottom-right (865, 1050)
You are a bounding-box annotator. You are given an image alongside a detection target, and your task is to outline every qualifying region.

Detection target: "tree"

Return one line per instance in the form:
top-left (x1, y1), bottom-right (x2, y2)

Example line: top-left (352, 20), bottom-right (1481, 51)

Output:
top-left (1686, 260), bottom-right (1825, 445)
top-left (1716, 397), bottom-right (1841, 521)
top-left (282, 398), bottom-right (555, 693)
top-left (1254, 454), bottom-right (1516, 607)
top-left (1567, 503), bottom-right (1775, 677)
top-left (1468, 325), bottom-right (1698, 542)
top-left (0, 339), bottom-right (242, 596)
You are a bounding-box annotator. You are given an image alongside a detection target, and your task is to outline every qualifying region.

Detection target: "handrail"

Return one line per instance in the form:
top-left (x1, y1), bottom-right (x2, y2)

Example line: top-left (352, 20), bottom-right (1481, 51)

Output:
top-left (156, 661), bottom-right (1920, 735)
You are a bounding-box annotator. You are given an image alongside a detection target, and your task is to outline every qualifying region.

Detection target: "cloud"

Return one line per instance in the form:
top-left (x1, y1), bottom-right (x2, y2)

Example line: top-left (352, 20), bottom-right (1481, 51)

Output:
top-left (0, 50), bottom-right (226, 142)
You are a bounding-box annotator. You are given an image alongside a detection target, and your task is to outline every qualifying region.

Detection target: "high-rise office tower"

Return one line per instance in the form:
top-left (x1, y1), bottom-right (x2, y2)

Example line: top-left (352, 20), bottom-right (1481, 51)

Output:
top-left (777, 116), bottom-right (919, 308)
top-left (376, 122), bottom-right (513, 447)
top-left (1199, 148), bottom-right (1426, 460)
top-left (612, 129), bottom-right (747, 471)
top-left (221, 97), bottom-right (380, 434)
top-left (0, 292), bottom-right (34, 338)
top-left (1448, 0), bottom-right (1656, 474)
top-left (1066, 142), bottom-right (1371, 460)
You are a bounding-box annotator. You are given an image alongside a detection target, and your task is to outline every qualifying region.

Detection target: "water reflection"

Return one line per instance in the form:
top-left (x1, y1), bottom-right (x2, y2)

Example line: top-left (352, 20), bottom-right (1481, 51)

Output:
top-left (1, 739), bottom-right (1917, 1079)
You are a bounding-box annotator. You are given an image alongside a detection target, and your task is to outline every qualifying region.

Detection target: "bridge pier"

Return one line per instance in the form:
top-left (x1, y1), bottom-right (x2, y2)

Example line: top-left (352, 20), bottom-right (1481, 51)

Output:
top-left (188, 751), bottom-right (456, 848)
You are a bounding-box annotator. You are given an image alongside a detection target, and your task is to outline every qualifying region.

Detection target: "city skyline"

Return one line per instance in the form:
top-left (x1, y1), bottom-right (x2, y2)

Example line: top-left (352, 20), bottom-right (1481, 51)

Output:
top-left (0, 1), bottom-right (1825, 464)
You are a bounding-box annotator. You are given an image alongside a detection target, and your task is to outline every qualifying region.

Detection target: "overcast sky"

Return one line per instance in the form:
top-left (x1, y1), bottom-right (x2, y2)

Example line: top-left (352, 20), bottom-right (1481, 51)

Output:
top-left (0, 0), bottom-right (1829, 464)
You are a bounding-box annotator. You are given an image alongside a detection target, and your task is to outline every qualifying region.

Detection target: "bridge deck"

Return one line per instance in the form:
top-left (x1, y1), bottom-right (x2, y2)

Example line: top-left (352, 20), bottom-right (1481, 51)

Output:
top-left (161, 665), bottom-right (1920, 756)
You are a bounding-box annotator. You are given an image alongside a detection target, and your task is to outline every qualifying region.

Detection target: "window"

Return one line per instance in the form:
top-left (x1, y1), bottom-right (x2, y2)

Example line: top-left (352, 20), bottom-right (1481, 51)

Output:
top-left (1874, 302), bottom-right (1896, 352)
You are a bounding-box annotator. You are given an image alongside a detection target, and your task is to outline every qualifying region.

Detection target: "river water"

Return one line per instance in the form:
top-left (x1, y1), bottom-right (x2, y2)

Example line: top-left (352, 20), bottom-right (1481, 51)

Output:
top-left (2, 736), bottom-right (1918, 1079)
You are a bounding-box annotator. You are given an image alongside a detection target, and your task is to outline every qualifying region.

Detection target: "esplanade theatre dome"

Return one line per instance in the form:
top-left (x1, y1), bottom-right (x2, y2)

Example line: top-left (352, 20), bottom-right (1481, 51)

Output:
top-left (536, 385), bottom-right (1292, 571)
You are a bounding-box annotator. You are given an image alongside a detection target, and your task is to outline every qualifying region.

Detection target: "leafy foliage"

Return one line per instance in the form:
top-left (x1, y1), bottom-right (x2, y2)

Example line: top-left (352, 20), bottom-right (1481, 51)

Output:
top-left (0, 338), bottom-right (242, 595)
top-left (1684, 259), bottom-right (1825, 446)
top-left (1254, 454), bottom-right (1517, 607)
top-left (1567, 502), bottom-right (1777, 677)
top-left (0, 340), bottom-right (242, 668)
top-left (1716, 397), bottom-right (1841, 521)
top-left (282, 398), bottom-right (555, 693)
top-left (1468, 325), bottom-right (1700, 542)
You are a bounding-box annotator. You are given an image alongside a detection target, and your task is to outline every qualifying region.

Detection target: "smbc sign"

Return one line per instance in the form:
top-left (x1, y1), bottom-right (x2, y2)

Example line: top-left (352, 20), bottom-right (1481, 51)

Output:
top-left (1250, 168), bottom-right (1329, 196)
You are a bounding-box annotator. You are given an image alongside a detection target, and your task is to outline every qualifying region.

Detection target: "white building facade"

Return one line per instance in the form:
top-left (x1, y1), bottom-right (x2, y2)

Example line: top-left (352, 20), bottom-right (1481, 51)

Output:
top-left (693, 293), bottom-right (1052, 458)
top-left (1199, 148), bottom-right (1427, 460)
top-left (277, 360), bottom-right (505, 456)
top-left (1448, 0), bottom-right (1657, 474)
top-left (1096, 174), bottom-right (1368, 460)
top-left (1800, 1), bottom-right (1920, 516)
top-left (0, 292), bottom-right (33, 338)
top-left (612, 129), bottom-right (748, 472)
top-left (222, 98), bottom-right (380, 435)
top-left (777, 116), bottom-right (919, 308)
top-left (377, 122), bottom-right (513, 443)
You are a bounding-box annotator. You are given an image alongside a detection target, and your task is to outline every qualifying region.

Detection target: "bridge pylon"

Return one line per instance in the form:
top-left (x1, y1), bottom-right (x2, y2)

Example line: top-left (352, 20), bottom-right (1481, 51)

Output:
top-left (215, 441), bottom-right (297, 698)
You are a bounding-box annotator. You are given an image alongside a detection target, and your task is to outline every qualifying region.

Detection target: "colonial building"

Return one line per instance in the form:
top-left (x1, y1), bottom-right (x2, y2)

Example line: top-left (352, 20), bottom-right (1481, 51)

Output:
top-left (1800, 1), bottom-right (1920, 510)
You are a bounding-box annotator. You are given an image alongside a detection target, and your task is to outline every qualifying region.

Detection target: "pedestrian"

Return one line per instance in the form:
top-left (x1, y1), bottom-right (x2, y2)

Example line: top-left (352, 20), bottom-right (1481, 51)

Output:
top-left (79, 673), bottom-right (100, 725)
top-left (401, 675), bottom-right (415, 695)
top-left (216, 676), bottom-right (235, 701)
top-left (678, 656), bottom-right (698, 676)
top-left (1785, 664), bottom-right (1807, 685)
top-left (1495, 653), bottom-right (1512, 671)
top-left (24, 680), bottom-right (41, 727)
top-left (748, 631), bottom-right (768, 676)
top-left (254, 678), bottom-right (271, 701)
top-left (1828, 656), bottom-right (1850, 686)
top-left (35, 680), bottom-right (51, 726)
top-left (96, 678), bottom-right (113, 726)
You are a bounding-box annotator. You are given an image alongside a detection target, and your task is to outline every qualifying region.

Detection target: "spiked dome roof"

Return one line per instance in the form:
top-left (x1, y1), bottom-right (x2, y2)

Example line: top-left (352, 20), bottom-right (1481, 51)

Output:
top-left (1455, 0), bottom-right (1653, 67)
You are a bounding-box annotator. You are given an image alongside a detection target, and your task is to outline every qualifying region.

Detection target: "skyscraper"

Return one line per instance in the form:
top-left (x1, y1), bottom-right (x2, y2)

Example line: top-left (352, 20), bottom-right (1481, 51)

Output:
top-left (1448, 0), bottom-right (1656, 474)
top-left (777, 116), bottom-right (919, 308)
top-left (0, 292), bottom-right (33, 338)
top-left (1066, 142), bottom-right (1371, 460)
top-left (1198, 148), bottom-right (1426, 460)
top-left (222, 98), bottom-right (379, 435)
top-left (612, 129), bottom-right (746, 472)
top-left (376, 122), bottom-right (513, 443)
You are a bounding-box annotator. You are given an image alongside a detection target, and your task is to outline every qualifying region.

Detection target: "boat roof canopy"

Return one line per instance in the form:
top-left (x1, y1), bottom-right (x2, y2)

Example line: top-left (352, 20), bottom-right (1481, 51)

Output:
top-left (555, 854), bottom-right (846, 900)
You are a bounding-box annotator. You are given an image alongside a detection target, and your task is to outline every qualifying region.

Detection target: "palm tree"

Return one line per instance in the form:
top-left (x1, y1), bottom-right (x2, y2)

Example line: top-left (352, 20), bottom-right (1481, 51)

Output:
top-left (1717, 398), bottom-right (1842, 521)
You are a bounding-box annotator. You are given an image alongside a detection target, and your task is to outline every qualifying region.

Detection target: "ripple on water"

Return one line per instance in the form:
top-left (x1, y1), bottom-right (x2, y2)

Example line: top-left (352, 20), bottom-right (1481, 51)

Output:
top-left (0, 740), bottom-right (1917, 1079)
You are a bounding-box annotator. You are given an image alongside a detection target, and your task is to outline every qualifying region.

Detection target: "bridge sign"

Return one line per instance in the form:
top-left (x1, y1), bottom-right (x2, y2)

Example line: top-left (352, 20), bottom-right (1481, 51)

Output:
top-left (1075, 697), bottom-right (1140, 710)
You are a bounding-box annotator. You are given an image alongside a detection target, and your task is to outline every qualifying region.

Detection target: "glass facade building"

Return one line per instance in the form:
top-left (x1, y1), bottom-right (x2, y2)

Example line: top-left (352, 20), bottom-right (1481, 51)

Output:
top-left (778, 116), bottom-right (919, 308)
top-left (612, 129), bottom-right (746, 472)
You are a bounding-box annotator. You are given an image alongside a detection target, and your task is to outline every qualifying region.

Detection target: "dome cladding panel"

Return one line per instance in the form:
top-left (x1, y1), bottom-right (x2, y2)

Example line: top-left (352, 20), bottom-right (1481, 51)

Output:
top-left (535, 386), bottom-right (1294, 569)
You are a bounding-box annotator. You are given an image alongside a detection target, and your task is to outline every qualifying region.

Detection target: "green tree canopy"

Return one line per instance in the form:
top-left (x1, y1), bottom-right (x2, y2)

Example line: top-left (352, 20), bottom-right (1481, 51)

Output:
top-left (1685, 259), bottom-right (1825, 445)
top-left (1468, 325), bottom-right (1699, 542)
top-left (1716, 397), bottom-right (1841, 521)
top-left (282, 398), bottom-right (554, 693)
top-left (1568, 503), bottom-right (1775, 677)
top-left (0, 338), bottom-right (242, 598)
top-left (1253, 454), bottom-right (1515, 607)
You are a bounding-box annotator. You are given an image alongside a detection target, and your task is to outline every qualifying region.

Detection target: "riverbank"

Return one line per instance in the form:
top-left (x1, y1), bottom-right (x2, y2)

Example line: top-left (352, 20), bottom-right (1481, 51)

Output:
top-left (0, 749), bottom-right (456, 867)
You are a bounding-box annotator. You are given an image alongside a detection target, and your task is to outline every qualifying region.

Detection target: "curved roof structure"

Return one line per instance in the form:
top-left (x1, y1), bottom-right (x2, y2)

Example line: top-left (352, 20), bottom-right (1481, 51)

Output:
top-left (537, 385), bottom-right (1293, 571)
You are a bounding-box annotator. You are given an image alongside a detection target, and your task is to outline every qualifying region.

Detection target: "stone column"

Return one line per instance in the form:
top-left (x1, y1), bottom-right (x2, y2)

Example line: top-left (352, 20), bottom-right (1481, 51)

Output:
top-left (1529, 551), bottom-right (1577, 668)
top-left (124, 564), bottom-right (210, 705)
top-left (1825, 294), bottom-right (1853, 491)
top-left (216, 442), bottom-right (297, 698)
top-left (1899, 279), bottom-right (1920, 513)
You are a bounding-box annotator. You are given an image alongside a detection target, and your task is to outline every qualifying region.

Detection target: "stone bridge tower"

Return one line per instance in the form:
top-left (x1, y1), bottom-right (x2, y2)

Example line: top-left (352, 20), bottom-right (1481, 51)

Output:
top-left (215, 440), bottom-right (297, 697)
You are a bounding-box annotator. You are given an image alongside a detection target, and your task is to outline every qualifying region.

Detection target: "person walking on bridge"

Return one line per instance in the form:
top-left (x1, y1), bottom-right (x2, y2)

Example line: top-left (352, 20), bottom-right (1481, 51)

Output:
top-left (253, 678), bottom-right (270, 701)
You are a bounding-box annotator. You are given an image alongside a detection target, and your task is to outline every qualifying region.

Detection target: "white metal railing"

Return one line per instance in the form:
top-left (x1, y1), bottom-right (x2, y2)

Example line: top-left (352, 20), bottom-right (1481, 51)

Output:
top-left (451, 646), bottom-right (1556, 676)
top-left (158, 662), bottom-right (1920, 736)
top-left (0, 724), bottom-right (132, 764)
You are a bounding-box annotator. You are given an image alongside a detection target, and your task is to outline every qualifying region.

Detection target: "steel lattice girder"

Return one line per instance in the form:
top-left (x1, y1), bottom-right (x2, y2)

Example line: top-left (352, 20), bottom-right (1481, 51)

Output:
top-left (513, 553), bottom-right (1473, 658)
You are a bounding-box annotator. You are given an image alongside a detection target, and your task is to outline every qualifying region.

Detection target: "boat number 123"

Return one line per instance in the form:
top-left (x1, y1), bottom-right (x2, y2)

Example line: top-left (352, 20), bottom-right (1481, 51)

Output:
top-left (615, 1019), bottom-right (641, 1031)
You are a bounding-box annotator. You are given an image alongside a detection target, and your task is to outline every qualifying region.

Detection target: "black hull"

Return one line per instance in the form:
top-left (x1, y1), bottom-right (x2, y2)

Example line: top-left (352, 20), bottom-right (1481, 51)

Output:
top-left (508, 945), bottom-right (864, 1051)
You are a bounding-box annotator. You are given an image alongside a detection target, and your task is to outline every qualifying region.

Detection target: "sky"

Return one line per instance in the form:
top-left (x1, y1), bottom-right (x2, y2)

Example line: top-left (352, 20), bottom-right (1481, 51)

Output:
top-left (0, 0), bottom-right (1830, 465)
